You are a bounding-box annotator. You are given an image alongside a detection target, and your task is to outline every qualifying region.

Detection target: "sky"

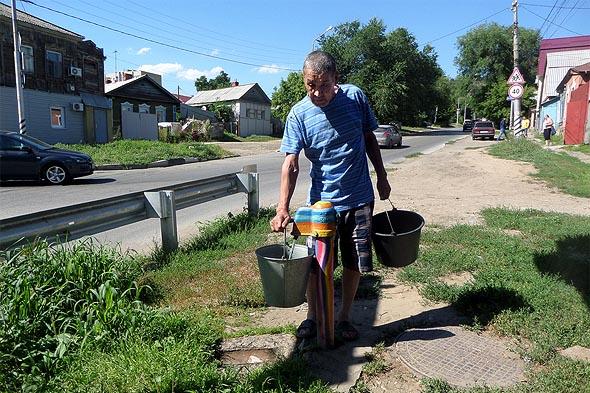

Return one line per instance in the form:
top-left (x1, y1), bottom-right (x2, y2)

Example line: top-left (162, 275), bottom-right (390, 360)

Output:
top-left (7, 0), bottom-right (590, 98)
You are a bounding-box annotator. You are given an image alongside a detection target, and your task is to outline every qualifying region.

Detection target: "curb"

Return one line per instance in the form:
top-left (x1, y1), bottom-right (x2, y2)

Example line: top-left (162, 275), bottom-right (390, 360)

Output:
top-left (94, 156), bottom-right (233, 171)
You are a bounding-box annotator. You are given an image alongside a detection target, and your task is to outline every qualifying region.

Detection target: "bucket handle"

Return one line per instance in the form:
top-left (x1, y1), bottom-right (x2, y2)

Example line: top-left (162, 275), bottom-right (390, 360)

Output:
top-left (282, 220), bottom-right (296, 260)
top-left (386, 198), bottom-right (397, 236)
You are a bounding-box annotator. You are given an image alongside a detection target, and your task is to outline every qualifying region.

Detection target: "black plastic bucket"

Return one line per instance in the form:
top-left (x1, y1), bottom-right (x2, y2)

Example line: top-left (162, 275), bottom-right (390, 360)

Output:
top-left (372, 209), bottom-right (424, 267)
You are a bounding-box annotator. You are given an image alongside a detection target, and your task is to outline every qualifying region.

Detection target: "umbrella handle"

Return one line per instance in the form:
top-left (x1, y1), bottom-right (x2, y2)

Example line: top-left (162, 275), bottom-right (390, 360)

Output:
top-left (386, 198), bottom-right (397, 235)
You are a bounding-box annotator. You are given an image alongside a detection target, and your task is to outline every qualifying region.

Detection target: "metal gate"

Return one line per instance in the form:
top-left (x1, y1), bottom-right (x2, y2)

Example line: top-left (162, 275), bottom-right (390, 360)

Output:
top-left (94, 109), bottom-right (108, 143)
top-left (121, 111), bottom-right (158, 140)
top-left (564, 84), bottom-right (589, 145)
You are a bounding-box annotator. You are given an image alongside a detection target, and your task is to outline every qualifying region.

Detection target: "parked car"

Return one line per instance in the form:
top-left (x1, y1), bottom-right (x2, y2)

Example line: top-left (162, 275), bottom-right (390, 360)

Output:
top-left (462, 119), bottom-right (475, 132)
top-left (373, 125), bottom-right (402, 148)
top-left (0, 131), bottom-right (94, 185)
top-left (471, 121), bottom-right (496, 140)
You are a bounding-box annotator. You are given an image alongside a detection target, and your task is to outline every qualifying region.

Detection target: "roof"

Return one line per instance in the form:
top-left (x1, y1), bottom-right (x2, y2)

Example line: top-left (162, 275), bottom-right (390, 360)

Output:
top-left (173, 94), bottom-right (192, 104)
top-left (0, 3), bottom-right (83, 40)
top-left (185, 83), bottom-right (271, 106)
top-left (541, 50), bottom-right (590, 98)
top-left (556, 61), bottom-right (590, 92)
top-left (537, 35), bottom-right (590, 76)
top-left (104, 74), bottom-right (180, 103)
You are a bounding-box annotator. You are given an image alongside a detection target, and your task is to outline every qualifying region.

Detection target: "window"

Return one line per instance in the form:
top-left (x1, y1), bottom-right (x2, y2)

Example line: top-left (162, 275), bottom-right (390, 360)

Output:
top-left (155, 105), bottom-right (166, 122)
top-left (50, 107), bottom-right (65, 129)
top-left (258, 110), bottom-right (266, 120)
top-left (21, 45), bottom-right (34, 73)
top-left (46, 50), bottom-right (62, 78)
top-left (121, 102), bottom-right (133, 112)
top-left (138, 103), bottom-right (150, 113)
top-left (0, 135), bottom-right (24, 150)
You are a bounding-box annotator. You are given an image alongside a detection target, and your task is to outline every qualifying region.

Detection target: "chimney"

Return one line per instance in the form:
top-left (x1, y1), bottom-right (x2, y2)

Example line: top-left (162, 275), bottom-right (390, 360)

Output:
top-left (231, 80), bottom-right (239, 87)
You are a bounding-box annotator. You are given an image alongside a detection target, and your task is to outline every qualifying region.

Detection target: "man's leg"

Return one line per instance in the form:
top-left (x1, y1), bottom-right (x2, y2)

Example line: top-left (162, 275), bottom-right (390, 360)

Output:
top-left (338, 267), bottom-right (360, 323)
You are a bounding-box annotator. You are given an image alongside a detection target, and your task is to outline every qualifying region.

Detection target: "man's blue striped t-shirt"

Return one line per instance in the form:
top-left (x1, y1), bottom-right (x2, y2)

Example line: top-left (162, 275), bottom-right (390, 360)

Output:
top-left (280, 84), bottom-right (378, 212)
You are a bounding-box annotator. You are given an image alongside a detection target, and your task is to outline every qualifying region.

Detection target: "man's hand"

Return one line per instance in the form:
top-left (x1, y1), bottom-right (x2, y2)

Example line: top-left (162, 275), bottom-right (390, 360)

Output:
top-left (376, 177), bottom-right (391, 200)
top-left (271, 208), bottom-right (291, 232)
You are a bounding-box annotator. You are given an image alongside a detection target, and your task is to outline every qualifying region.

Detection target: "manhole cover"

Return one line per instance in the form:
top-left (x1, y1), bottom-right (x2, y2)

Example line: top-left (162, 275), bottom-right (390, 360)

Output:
top-left (395, 326), bottom-right (526, 387)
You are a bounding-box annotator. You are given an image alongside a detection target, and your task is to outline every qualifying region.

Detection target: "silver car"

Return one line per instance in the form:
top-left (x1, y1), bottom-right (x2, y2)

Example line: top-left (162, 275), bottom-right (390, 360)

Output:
top-left (373, 125), bottom-right (402, 148)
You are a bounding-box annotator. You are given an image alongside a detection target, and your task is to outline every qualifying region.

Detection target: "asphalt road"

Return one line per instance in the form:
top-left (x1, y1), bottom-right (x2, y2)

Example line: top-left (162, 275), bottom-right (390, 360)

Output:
top-left (0, 128), bottom-right (466, 252)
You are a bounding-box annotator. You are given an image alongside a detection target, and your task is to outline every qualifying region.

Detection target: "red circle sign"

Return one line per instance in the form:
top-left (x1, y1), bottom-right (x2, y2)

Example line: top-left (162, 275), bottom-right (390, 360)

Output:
top-left (508, 84), bottom-right (524, 99)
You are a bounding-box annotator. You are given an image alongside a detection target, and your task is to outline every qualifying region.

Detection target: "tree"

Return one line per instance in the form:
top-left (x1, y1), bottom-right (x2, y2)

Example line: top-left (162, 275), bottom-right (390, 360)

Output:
top-left (320, 19), bottom-right (445, 126)
top-left (454, 23), bottom-right (541, 121)
top-left (271, 72), bottom-right (306, 122)
top-left (195, 70), bottom-right (231, 91)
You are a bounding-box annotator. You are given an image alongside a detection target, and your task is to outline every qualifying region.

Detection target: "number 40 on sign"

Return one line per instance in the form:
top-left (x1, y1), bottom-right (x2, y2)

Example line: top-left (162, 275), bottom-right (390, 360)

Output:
top-left (508, 84), bottom-right (524, 99)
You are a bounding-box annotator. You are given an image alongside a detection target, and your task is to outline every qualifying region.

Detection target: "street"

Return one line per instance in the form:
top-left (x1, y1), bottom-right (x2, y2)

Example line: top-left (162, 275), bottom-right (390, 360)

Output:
top-left (0, 129), bottom-right (466, 252)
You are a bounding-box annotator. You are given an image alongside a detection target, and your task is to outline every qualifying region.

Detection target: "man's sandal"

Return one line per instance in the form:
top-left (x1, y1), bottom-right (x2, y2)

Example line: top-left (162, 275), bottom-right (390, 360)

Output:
top-left (336, 320), bottom-right (359, 341)
top-left (296, 319), bottom-right (317, 339)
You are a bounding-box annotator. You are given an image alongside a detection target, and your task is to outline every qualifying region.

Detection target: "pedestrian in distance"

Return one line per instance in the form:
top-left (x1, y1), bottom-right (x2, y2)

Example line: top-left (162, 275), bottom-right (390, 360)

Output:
top-left (543, 114), bottom-right (554, 146)
top-left (521, 116), bottom-right (530, 138)
top-left (270, 51), bottom-right (391, 343)
top-left (498, 117), bottom-right (508, 141)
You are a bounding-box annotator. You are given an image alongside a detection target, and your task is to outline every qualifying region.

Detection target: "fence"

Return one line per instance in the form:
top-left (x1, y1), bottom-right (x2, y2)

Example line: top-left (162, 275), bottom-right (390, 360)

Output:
top-left (0, 165), bottom-right (259, 252)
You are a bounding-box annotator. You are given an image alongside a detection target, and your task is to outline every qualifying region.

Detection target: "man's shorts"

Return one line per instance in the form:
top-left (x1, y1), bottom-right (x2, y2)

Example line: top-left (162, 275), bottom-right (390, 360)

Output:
top-left (306, 202), bottom-right (374, 273)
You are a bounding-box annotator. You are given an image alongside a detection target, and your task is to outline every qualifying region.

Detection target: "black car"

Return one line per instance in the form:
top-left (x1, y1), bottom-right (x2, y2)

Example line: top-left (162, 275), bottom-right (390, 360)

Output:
top-left (0, 131), bottom-right (94, 185)
top-left (462, 119), bottom-right (475, 132)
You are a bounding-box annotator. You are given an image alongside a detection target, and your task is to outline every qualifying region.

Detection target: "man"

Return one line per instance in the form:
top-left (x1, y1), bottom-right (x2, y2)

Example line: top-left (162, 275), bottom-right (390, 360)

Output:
top-left (270, 51), bottom-right (391, 341)
top-left (498, 117), bottom-right (507, 141)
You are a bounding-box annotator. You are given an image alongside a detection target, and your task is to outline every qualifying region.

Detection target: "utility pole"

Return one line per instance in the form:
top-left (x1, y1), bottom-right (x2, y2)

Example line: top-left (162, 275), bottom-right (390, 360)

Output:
top-left (512, 0), bottom-right (521, 131)
top-left (10, 0), bottom-right (26, 134)
top-left (456, 98), bottom-right (460, 124)
top-left (113, 50), bottom-right (118, 76)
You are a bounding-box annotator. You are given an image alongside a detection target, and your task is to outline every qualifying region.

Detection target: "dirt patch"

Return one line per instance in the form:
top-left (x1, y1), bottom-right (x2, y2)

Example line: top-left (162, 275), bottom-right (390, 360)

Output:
top-left (208, 140), bottom-right (282, 156)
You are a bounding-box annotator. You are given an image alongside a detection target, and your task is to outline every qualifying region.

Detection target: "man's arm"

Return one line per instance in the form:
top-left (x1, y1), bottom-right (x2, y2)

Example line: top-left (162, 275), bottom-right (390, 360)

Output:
top-left (270, 153), bottom-right (299, 231)
top-left (364, 130), bottom-right (391, 200)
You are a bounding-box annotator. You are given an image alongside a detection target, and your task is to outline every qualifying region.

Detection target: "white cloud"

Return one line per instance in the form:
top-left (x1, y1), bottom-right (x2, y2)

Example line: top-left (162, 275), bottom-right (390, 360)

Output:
top-left (139, 63), bottom-right (182, 75)
top-left (256, 64), bottom-right (282, 74)
top-left (210, 49), bottom-right (220, 56)
top-left (136, 47), bottom-right (151, 55)
top-left (177, 66), bottom-right (224, 81)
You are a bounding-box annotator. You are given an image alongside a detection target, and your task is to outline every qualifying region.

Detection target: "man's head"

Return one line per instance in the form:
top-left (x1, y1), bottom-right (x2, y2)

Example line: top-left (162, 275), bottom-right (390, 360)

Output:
top-left (302, 51), bottom-right (338, 107)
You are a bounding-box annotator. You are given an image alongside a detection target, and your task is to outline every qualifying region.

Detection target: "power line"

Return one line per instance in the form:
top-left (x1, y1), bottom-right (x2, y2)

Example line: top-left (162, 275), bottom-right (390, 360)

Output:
top-left (520, 1), bottom-right (590, 9)
top-left (541, 0), bottom-right (569, 37)
top-left (548, 0), bottom-right (582, 37)
top-left (20, 0), bottom-right (300, 72)
top-left (521, 5), bottom-right (583, 35)
top-left (424, 7), bottom-right (509, 45)
top-left (45, 0), bottom-right (299, 65)
top-left (538, 0), bottom-right (559, 35)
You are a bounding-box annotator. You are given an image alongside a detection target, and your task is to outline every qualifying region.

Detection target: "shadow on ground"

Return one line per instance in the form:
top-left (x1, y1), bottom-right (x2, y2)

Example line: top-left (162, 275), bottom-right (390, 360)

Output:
top-left (534, 234), bottom-right (590, 309)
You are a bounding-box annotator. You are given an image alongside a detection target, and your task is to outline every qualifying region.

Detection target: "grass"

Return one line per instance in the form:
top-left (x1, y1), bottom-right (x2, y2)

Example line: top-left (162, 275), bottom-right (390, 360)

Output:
top-left (57, 139), bottom-right (231, 166)
top-left (405, 152), bottom-right (424, 159)
top-left (564, 143), bottom-right (590, 155)
top-left (399, 208), bottom-right (590, 392)
top-left (488, 138), bottom-right (590, 198)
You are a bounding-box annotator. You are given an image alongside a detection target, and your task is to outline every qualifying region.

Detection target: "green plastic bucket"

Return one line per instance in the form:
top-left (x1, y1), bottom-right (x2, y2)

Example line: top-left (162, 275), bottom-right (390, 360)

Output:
top-left (255, 244), bottom-right (312, 308)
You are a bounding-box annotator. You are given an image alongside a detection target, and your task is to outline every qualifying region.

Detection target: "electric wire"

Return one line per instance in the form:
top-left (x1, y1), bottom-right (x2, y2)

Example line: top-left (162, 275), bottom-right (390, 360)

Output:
top-left (548, 0), bottom-right (582, 37)
top-left (541, 0), bottom-right (568, 37)
top-left (424, 7), bottom-right (509, 45)
top-left (521, 5), bottom-right (583, 35)
top-left (19, 0), bottom-right (300, 72)
top-left (520, 1), bottom-right (590, 9)
top-left (44, 0), bottom-right (299, 65)
top-left (538, 0), bottom-right (560, 36)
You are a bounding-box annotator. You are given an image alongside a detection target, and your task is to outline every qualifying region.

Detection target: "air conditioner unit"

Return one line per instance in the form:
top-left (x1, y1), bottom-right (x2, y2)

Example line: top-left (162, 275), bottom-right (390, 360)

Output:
top-left (72, 102), bottom-right (84, 112)
top-left (69, 66), bottom-right (82, 77)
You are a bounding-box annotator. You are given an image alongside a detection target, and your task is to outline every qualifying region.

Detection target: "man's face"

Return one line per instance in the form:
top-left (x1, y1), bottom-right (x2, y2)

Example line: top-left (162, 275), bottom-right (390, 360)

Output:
top-left (303, 69), bottom-right (337, 107)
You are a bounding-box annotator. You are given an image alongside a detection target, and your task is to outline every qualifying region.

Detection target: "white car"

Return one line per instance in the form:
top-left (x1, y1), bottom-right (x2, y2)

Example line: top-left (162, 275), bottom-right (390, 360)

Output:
top-left (373, 125), bottom-right (402, 148)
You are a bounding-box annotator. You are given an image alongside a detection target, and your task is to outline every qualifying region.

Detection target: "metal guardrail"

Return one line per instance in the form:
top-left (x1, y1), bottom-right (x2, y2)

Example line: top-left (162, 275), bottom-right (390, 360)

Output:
top-left (0, 165), bottom-right (259, 252)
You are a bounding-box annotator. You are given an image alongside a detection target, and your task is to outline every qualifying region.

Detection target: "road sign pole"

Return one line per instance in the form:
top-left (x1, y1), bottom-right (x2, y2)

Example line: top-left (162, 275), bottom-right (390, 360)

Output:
top-left (512, 0), bottom-right (521, 132)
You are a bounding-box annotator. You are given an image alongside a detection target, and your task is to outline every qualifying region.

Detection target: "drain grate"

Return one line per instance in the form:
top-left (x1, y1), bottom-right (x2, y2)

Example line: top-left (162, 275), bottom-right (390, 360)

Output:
top-left (395, 326), bottom-right (526, 388)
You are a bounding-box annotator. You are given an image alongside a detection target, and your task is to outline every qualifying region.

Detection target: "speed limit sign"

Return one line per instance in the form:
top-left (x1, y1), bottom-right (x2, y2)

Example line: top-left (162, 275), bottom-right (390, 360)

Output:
top-left (508, 84), bottom-right (524, 99)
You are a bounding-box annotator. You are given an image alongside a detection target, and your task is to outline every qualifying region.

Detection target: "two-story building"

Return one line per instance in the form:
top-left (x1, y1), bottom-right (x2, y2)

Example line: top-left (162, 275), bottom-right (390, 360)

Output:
top-left (0, 3), bottom-right (111, 144)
